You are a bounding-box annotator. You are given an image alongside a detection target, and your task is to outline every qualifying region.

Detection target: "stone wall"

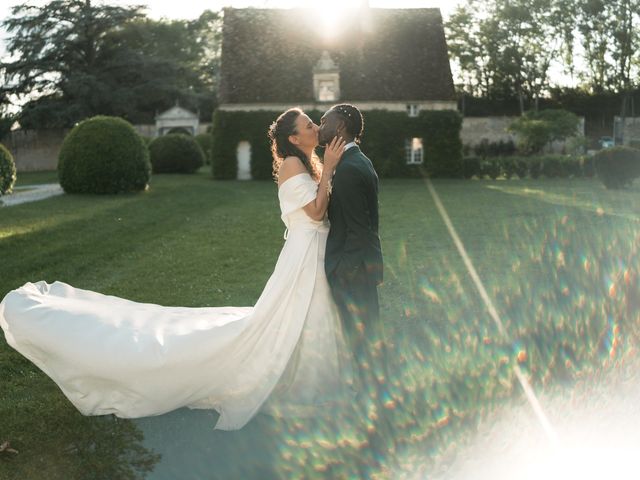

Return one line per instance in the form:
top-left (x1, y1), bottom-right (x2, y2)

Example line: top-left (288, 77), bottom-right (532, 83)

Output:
top-left (4, 129), bottom-right (69, 172)
top-left (460, 117), bottom-right (515, 145)
top-left (461, 116), bottom-right (586, 153)
top-left (613, 116), bottom-right (640, 147)
top-left (4, 123), bottom-right (212, 172)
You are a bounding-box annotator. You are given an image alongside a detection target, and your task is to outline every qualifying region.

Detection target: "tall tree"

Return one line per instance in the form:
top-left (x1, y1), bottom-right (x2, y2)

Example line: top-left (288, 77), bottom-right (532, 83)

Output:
top-left (1, 1), bottom-right (222, 129)
top-left (575, 0), bottom-right (614, 93)
top-left (1, 0), bottom-right (146, 128)
top-left (99, 10), bottom-right (222, 124)
top-left (447, 0), bottom-right (569, 111)
top-left (446, 2), bottom-right (493, 97)
top-left (446, 0), bottom-right (640, 102)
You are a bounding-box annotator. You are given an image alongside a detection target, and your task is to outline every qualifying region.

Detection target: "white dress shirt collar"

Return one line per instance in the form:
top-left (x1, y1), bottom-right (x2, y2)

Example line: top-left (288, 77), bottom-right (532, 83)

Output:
top-left (343, 141), bottom-right (357, 152)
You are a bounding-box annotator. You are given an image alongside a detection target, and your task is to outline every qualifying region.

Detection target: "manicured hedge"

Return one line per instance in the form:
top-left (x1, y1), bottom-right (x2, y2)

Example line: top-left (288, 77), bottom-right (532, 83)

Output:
top-left (195, 133), bottom-right (213, 166)
top-left (211, 109), bottom-right (463, 179)
top-left (148, 134), bottom-right (205, 174)
top-left (594, 146), bottom-right (640, 189)
top-left (0, 143), bottom-right (17, 195)
top-left (58, 116), bottom-right (151, 194)
top-left (462, 155), bottom-right (594, 179)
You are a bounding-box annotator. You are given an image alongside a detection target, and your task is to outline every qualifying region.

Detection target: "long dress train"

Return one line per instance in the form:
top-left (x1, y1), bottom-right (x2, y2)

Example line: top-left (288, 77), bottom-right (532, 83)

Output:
top-left (0, 172), bottom-right (353, 430)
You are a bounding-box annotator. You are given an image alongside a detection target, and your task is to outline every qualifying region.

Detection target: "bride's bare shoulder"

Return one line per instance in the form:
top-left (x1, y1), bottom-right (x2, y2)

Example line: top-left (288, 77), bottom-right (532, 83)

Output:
top-left (278, 156), bottom-right (308, 186)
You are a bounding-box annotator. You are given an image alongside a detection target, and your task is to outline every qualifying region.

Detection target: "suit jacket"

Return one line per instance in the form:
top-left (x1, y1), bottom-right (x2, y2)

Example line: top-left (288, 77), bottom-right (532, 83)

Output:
top-left (325, 145), bottom-right (383, 286)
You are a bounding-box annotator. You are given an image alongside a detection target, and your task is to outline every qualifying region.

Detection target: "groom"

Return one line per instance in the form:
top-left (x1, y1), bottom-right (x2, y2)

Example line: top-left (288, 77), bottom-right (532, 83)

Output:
top-left (318, 104), bottom-right (383, 358)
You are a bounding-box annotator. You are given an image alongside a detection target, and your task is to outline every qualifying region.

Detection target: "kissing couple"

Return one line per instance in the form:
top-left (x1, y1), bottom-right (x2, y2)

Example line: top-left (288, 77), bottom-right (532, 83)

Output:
top-left (0, 103), bottom-right (384, 430)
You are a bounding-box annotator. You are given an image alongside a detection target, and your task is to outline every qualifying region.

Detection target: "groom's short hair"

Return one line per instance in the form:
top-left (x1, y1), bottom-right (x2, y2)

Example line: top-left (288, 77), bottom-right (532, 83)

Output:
top-left (331, 104), bottom-right (364, 143)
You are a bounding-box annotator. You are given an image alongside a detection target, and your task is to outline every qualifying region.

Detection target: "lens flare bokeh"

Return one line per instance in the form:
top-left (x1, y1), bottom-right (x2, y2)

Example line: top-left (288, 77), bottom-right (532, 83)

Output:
top-left (134, 180), bottom-right (640, 479)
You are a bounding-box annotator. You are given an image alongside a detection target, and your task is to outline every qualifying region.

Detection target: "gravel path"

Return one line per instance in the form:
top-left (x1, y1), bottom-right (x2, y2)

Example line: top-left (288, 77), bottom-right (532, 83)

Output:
top-left (1, 184), bottom-right (64, 206)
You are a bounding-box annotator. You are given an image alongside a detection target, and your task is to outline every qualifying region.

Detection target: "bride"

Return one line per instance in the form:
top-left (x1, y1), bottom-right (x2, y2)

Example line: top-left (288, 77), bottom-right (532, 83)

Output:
top-left (0, 107), bottom-right (354, 430)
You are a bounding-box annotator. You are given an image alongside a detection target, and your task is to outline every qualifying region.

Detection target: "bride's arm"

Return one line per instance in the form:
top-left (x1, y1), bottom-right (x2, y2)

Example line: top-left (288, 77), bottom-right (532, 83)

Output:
top-left (303, 168), bottom-right (333, 221)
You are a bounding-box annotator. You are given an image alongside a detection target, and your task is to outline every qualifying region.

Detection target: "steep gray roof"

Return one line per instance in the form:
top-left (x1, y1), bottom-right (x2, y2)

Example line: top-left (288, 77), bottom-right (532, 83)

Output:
top-left (219, 8), bottom-right (455, 104)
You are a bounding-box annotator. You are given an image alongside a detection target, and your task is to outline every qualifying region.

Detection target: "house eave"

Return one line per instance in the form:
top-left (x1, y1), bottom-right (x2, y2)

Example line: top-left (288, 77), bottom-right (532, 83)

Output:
top-left (217, 100), bottom-right (457, 112)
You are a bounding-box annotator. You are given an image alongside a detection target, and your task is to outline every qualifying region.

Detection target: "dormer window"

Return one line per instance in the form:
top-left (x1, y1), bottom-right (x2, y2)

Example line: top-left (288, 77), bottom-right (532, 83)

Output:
top-left (313, 51), bottom-right (340, 103)
top-left (407, 104), bottom-right (420, 117)
top-left (318, 80), bottom-right (338, 102)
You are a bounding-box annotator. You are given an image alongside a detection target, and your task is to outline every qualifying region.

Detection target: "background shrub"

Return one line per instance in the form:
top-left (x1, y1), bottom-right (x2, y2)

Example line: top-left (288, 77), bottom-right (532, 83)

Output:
top-left (473, 139), bottom-right (516, 158)
top-left (582, 155), bottom-right (596, 177)
top-left (594, 146), bottom-right (640, 189)
top-left (462, 157), bottom-right (481, 179)
top-left (540, 155), bottom-right (568, 178)
top-left (472, 155), bottom-right (588, 179)
top-left (564, 156), bottom-right (583, 177)
top-left (501, 157), bottom-right (516, 178)
top-left (58, 116), bottom-right (150, 194)
top-left (508, 109), bottom-right (581, 155)
top-left (480, 159), bottom-right (500, 179)
top-left (195, 133), bottom-right (212, 166)
top-left (0, 143), bottom-right (17, 195)
top-left (529, 157), bottom-right (543, 178)
top-left (149, 134), bottom-right (205, 173)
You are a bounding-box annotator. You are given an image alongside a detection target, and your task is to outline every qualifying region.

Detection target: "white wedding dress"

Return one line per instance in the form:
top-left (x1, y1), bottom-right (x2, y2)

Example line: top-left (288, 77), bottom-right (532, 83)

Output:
top-left (0, 172), bottom-right (353, 430)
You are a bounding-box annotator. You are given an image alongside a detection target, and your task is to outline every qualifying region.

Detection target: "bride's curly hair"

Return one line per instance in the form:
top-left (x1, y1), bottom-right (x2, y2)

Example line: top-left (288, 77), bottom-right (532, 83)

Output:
top-left (268, 107), bottom-right (321, 182)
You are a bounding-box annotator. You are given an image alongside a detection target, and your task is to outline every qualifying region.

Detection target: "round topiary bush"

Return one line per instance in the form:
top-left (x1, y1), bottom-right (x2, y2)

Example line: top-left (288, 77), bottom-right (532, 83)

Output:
top-left (0, 143), bottom-right (17, 195)
top-left (148, 134), bottom-right (205, 174)
top-left (58, 116), bottom-right (151, 194)
top-left (462, 157), bottom-right (481, 179)
top-left (195, 133), bottom-right (212, 165)
top-left (594, 146), bottom-right (640, 189)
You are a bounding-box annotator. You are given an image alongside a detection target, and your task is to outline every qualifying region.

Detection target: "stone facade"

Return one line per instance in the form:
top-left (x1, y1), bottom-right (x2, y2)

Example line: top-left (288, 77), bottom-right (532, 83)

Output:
top-left (155, 106), bottom-right (200, 136)
top-left (4, 129), bottom-right (68, 172)
top-left (613, 116), bottom-right (640, 147)
top-left (460, 117), bottom-right (515, 145)
top-left (218, 101), bottom-right (457, 113)
top-left (461, 116), bottom-right (586, 153)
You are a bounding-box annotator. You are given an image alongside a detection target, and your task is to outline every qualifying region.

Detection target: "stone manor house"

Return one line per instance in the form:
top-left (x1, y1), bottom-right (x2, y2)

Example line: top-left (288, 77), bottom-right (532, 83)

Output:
top-left (216, 6), bottom-right (457, 178)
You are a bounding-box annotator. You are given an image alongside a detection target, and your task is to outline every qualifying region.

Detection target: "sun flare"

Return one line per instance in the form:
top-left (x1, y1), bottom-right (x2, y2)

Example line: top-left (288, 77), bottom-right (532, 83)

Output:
top-left (305, 0), bottom-right (369, 38)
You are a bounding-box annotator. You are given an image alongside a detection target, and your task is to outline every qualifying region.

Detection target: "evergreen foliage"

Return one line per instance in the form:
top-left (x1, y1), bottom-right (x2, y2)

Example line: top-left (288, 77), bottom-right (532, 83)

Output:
top-left (149, 134), bottom-right (205, 174)
top-left (212, 110), bottom-right (463, 179)
top-left (58, 116), bottom-right (151, 194)
top-left (0, 143), bottom-right (17, 195)
top-left (594, 146), bottom-right (640, 189)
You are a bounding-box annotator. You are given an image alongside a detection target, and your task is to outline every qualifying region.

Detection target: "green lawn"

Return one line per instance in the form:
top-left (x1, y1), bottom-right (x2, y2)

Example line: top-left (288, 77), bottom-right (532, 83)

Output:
top-left (1, 172), bottom-right (639, 479)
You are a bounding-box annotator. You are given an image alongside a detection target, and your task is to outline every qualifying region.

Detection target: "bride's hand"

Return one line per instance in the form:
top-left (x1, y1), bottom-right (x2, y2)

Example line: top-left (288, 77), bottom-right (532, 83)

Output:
top-left (323, 136), bottom-right (346, 173)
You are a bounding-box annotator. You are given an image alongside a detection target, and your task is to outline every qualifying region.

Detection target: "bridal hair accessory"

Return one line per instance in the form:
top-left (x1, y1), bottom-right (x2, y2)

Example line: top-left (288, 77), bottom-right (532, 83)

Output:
top-left (330, 104), bottom-right (364, 142)
top-left (333, 105), bottom-right (354, 118)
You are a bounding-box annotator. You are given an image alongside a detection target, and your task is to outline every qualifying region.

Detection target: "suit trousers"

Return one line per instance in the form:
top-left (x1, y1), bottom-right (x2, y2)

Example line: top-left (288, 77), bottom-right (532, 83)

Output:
top-left (328, 264), bottom-right (381, 371)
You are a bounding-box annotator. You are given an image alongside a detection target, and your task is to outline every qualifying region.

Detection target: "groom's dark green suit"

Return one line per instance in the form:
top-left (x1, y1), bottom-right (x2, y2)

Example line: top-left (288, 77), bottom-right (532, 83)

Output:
top-left (325, 145), bottom-right (383, 333)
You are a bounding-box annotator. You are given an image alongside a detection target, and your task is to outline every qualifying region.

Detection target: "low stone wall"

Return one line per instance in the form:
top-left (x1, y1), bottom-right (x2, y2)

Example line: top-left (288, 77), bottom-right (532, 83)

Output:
top-left (461, 116), bottom-right (586, 153)
top-left (460, 117), bottom-right (516, 145)
top-left (613, 116), bottom-right (640, 147)
top-left (4, 129), bottom-right (68, 172)
top-left (4, 123), bottom-right (212, 172)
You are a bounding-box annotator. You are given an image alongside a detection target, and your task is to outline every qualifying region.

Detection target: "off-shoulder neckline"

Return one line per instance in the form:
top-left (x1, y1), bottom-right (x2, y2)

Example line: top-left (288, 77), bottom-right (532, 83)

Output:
top-left (278, 172), bottom-right (313, 190)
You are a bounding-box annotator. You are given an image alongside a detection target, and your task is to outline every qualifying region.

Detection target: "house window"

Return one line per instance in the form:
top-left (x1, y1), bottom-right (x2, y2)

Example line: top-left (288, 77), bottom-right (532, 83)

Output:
top-left (405, 138), bottom-right (423, 165)
top-left (318, 80), bottom-right (337, 102)
top-left (407, 104), bottom-right (420, 117)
